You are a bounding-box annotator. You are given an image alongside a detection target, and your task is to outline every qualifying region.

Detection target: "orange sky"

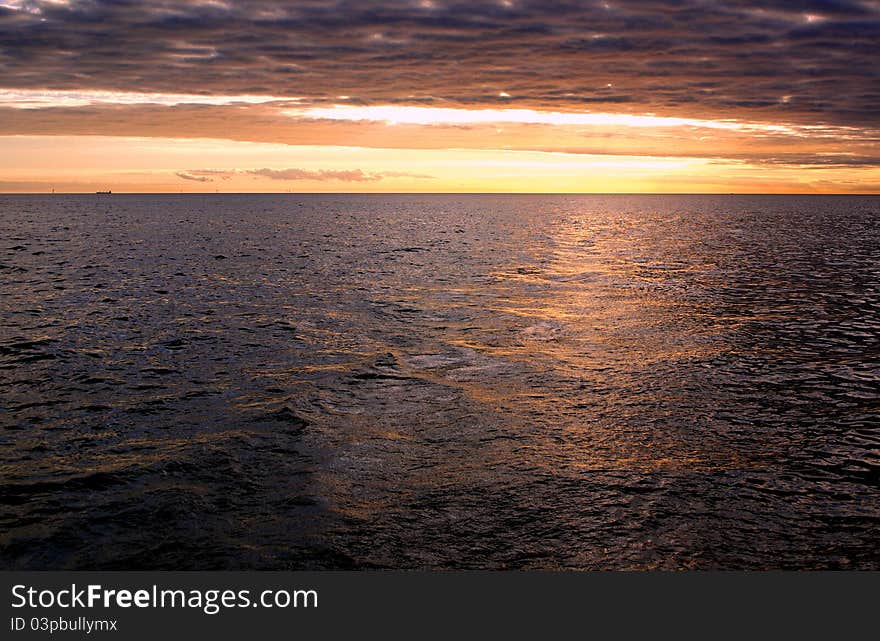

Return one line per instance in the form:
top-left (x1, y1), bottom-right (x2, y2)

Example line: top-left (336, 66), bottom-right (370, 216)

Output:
top-left (1, 2), bottom-right (878, 193)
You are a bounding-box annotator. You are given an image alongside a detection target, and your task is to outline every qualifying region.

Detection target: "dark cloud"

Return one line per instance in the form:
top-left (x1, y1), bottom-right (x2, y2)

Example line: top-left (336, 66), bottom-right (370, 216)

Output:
top-left (175, 169), bottom-right (235, 182)
top-left (175, 171), bottom-right (212, 182)
top-left (739, 153), bottom-right (880, 168)
top-left (0, 1), bottom-right (877, 127)
top-left (176, 167), bottom-right (425, 183)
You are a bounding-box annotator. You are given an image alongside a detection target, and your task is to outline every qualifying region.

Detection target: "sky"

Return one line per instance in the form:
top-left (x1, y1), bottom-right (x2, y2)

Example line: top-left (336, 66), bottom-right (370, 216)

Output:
top-left (1, 0), bottom-right (879, 193)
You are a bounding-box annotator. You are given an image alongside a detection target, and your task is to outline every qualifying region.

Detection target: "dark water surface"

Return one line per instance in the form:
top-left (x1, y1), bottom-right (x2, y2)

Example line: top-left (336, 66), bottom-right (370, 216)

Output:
top-left (1, 194), bottom-right (878, 569)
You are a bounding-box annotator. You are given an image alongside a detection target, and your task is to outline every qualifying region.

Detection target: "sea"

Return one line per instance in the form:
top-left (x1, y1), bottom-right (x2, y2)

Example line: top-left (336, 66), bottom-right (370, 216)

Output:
top-left (1, 193), bottom-right (878, 569)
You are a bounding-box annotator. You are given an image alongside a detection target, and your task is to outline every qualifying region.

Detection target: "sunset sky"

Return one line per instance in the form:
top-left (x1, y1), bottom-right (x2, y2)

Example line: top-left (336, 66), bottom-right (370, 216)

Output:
top-left (1, 0), bottom-right (878, 193)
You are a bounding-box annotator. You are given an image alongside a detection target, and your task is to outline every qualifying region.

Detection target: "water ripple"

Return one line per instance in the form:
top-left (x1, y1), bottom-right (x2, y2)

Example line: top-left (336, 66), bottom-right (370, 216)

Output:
top-left (1, 194), bottom-right (878, 569)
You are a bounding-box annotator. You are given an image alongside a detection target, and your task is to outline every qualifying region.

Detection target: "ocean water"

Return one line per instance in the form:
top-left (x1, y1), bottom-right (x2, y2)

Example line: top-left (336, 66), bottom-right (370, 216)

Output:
top-left (0, 193), bottom-right (878, 570)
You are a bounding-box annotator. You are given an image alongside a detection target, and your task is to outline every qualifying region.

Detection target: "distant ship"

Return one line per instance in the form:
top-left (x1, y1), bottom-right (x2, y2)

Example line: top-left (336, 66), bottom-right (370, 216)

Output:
top-left (96, 190), bottom-right (112, 194)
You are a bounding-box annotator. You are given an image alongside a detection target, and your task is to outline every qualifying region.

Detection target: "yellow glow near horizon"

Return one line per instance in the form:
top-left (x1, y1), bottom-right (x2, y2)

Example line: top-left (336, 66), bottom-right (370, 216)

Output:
top-left (1, 135), bottom-right (877, 194)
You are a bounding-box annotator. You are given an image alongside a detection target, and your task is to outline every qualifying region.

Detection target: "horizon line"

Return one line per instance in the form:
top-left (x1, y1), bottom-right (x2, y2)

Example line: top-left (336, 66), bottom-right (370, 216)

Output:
top-left (1, 192), bottom-right (878, 196)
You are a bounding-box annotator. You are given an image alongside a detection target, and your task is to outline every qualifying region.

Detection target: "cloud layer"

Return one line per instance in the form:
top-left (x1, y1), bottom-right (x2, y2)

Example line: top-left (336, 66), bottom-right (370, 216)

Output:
top-left (1, 1), bottom-right (878, 192)
top-left (176, 167), bottom-right (434, 182)
top-left (1, 0), bottom-right (878, 127)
